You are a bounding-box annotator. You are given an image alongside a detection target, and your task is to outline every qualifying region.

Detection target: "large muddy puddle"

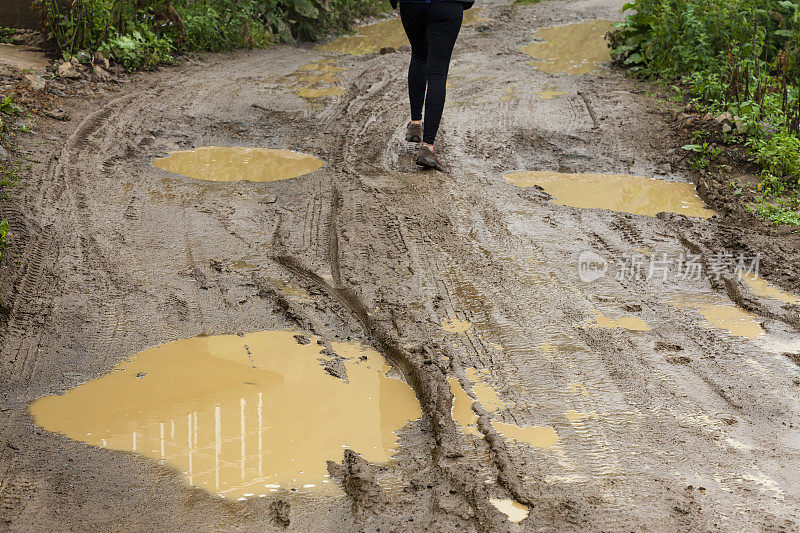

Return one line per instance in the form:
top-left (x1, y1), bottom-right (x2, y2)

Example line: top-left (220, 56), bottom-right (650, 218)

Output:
top-left (29, 331), bottom-right (421, 499)
top-left (504, 171), bottom-right (714, 218)
top-left (521, 20), bottom-right (614, 75)
top-left (671, 293), bottom-right (763, 339)
top-left (316, 10), bottom-right (486, 55)
top-left (153, 147), bottom-right (323, 182)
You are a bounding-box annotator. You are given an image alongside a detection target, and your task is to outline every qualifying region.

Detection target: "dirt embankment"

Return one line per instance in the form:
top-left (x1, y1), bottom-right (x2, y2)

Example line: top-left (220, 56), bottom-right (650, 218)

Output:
top-left (1, 0), bottom-right (799, 531)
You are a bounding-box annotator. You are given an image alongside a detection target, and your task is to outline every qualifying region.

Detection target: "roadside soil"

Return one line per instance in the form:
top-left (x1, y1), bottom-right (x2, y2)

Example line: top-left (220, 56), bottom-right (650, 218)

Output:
top-left (2, 0), bottom-right (800, 531)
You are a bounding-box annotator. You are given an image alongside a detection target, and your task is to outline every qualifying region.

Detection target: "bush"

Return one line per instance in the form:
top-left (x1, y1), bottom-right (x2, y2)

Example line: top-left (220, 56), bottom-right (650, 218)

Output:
top-left (38, 0), bottom-right (390, 65)
top-left (610, 0), bottom-right (800, 224)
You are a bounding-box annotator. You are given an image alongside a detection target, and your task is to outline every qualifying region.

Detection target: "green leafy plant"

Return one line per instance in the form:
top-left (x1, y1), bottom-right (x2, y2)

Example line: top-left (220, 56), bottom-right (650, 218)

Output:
top-left (610, 0), bottom-right (800, 224)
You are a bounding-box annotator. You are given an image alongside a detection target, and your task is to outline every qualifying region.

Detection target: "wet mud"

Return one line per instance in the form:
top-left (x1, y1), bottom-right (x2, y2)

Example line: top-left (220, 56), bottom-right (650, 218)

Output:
top-left (3, 0), bottom-right (800, 531)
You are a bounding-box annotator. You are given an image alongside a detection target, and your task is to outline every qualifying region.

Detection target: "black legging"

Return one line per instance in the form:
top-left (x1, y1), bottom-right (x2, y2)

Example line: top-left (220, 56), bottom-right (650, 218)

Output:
top-left (399, 2), bottom-right (464, 145)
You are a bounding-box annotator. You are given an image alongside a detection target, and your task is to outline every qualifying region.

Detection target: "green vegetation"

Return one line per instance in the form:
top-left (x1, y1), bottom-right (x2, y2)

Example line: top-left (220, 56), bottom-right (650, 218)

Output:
top-left (0, 95), bottom-right (21, 265)
top-left (513, 0), bottom-right (544, 5)
top-left (0, 27), bottom-right (15, 44)
top-left (610, 0), bottom-right (800, 225)
top-left (38, 0), bottom-right (389, 70)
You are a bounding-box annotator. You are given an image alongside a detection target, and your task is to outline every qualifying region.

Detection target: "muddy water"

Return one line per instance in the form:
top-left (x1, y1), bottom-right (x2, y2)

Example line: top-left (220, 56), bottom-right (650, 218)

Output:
top-left (316, 10), bottom-right (486, 55)
top-left (29, 331), bottom-right (421, 499)
top-left (489, 498), bottom-right (530, 523)
top-left (289, 60), bottom-right (346, 100)
top-left (450, 367), bottom-right (558, 448)
top-left (520, 20), bottom-right (614, 75)
top-left (740, 273), bottom-right (800, 304)
top-left (153, 147), bottom-right (323, 182)
top-left (442, 316), bottom-right (473, 334)
top-left (591, 311), bottom-right (651, 332)
top-left (671, 294), bottom-right (764, 339)
top-left (504, 171), bottom-right (714, 218)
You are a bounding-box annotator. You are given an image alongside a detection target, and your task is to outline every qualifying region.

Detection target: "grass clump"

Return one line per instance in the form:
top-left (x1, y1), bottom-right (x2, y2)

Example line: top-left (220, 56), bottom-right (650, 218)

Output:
top-left (610, 0), bottom-right (800, 225)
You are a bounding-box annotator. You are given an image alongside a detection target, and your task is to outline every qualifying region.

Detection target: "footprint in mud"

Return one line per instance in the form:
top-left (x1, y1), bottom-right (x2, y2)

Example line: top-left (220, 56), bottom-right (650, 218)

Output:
top-left (29, 331), bottom-right (421, 500)
top-left (316, 9), bottom-right (487, 55)
top-left (153, 146), bottom-right (323, 183)
top-left (504, 171), bottom-right (714, 219)
top-left (521, 20), bottom-right (615, 75)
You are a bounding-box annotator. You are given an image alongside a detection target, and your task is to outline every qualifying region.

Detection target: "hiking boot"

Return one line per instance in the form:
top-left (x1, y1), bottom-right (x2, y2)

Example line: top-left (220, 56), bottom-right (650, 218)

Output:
top-left (414, 144), bottom-right (444, 171)
top-left (406, 122), bottom-right (423, 143)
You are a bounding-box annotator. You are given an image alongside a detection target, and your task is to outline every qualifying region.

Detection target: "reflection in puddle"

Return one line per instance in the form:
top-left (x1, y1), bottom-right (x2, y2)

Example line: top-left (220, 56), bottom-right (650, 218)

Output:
top-left (154, 147), bottom-right (323, 183)
top-left (740, 273), bottom-right (800, 304)
top-left (29, 331), bottom-right (421, 499)
top-left (316, 10), bottom-right (486, 55)
top-left (449, 368), bottom-right (558, 448)
top-left (671, 294), bottom-right (763, 339)
top-left (591, 311), bottom-right (651, 332)
top-left (521, 20), bottom-right (614, 75)
top-left (504, 171), bottom-right (714, 218)
top-left (489, 497), bottom-right (530, 523)
top-left (442, 316), bottom-right (473, 334)
top-left (288, 60), bottom-right (346, 100)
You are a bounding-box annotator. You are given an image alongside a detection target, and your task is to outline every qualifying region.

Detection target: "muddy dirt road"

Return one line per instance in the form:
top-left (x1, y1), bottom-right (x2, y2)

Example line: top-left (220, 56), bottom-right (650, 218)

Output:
top-left (2, 0), bottom-right (800, 531)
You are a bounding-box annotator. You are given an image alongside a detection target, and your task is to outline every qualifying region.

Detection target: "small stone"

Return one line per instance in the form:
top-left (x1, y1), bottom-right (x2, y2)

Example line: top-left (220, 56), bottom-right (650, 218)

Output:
top-left (24, 73), bottom-right (46, 91)
top-left (735, 120), bottom-right (746, 133)
top-left (43, 108), bottom-right (69, 121)
top-left (57, 61), bottom-right (81, 79)
top-left (684, 103), bottom-right (694, 113)
top-left (94, 51), bottom-right (110, 70)
top-left (379, 46), bottom-right (395, 55)
top-left (722, 123), bottom-right (733, 133)
top-left (93, 65), bottom-right (112, 81)
top-left (715, 111), bottom-right (733, 124)
top-left (703, 112), bottom-right (714, 121)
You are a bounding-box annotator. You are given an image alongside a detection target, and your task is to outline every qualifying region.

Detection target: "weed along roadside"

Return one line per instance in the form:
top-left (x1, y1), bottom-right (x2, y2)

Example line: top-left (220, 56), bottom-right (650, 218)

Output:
top-left (3, 0), bottom-right (800, 531)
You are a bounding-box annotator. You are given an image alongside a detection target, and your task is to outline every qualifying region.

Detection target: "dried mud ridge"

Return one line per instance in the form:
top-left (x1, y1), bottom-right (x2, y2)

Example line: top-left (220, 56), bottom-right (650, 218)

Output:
top-left (2, 0), bottom-right (800, 531)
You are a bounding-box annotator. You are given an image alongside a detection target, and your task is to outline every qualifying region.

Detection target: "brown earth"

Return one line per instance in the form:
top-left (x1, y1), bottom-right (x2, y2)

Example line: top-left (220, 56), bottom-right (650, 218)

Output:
top-left (2, 0), bottom-right (800, 531)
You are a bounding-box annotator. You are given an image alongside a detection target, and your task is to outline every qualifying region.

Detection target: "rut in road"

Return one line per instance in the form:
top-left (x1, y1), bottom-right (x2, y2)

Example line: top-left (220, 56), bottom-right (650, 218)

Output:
top-left (1, 0), bottom-right (800, 531)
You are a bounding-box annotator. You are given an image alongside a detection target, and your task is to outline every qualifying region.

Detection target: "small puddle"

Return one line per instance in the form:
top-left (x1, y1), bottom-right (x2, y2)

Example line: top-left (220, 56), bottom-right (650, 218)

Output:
top-left (153, 147), bottom-right (323, 182)
top-left (740, 273), bottom-right (800, 304)
top-left (565, 410), bottom-right (599, 423)
top-left (535, 89), bottom-right (568, 100)
top-left (489, 497), bottom-right (530, 523)
top-left (316, 10), bottom-right (486, 55)
top-left (29, 331), bottom-right (421, 499)
top-left (287, 60), bottom-right (346, 100)
top-left (449, 368), bottom-right (558, 448)
top-left (520, 20), bottom-right (614, 75)
top-left (671, 294), bottom-right (763, 339)
top-left (591, 311), bottom-right (651, 332)
top-left (442, 316), bottom-right (473, 334)
top-left (504, 171), bottom-right (714, 218)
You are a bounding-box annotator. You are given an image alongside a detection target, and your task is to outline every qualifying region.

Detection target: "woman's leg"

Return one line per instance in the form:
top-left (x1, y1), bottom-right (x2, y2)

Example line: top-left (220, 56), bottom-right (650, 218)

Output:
top-left (422, 2), bottom-right (463, 145)
top-left (399, 3), bottom-right (429, 122)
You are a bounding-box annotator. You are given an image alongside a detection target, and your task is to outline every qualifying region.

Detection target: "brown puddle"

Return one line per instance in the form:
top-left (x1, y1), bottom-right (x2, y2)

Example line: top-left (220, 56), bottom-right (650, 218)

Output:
top-left (520, 20), bottom-right (614, 75)
top-left (29, 331), bottom-right (421, 499)
top-left (671, 294), bottom-right (763, 339)
top-left (740, 273), bottom-right (800, 304)
top-left (590, 311), bottom-right (651, 332)
top-left (154, 147), bottom-right (323, 183)
top-left (449, 368), bottom-right (558, 448)
top-left (287, 60), bottom-right (346, 100)
top-left (504, 171), bottom-right (714, 218)
top-left (316, 9), bottom-right (486, 55)
top-left (489, 497), bottom-right (530, 523)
